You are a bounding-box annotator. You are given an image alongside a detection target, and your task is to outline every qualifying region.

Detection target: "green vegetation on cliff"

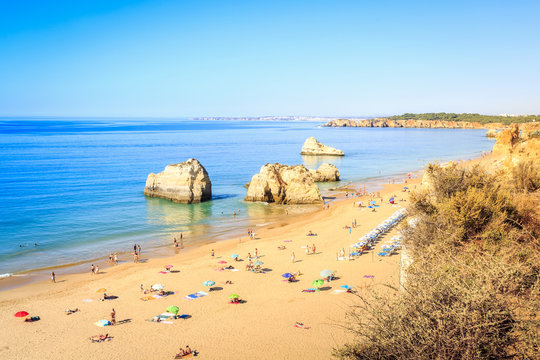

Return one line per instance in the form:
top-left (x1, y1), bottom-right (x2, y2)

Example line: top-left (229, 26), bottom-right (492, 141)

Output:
top-left (389, 112), bottom-right (539, 125)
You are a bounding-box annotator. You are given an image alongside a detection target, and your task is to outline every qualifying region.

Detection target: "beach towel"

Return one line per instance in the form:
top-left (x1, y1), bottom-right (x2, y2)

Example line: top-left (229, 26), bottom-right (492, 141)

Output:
top-left (363, 275), bottom-right (375, 278)
top-left (140, 296), bottom-right (156, 301)
top-left (94, 320), bottom-right (110, 327)
top-left (183, 291), bottom-right (208, 300)
top-left (158, 271), bottom-right (168, 274)
top-left (302, 288), bottom-right (317, 293)
top-left (82, 299), bottom-right (93, 303)
top-left (333, 290), bottom-right (347, 294)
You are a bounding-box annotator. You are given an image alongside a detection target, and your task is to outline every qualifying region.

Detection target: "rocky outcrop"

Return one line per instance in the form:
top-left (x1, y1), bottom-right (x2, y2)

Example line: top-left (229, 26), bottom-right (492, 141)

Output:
top-left (300, 137), bottom-right (344, 156)
top-left (486, 129), bottom-right (498, 138)
top-left (309, 163), bottom-right (340, 182)
top-left (493, 124), bottom-right (520, 155)
top-left (245, 163), bottom-right (322, 204)
top-left (323, 118), bottom-right (508, 129)
top-left (144, 159), bottom-right (212, 203)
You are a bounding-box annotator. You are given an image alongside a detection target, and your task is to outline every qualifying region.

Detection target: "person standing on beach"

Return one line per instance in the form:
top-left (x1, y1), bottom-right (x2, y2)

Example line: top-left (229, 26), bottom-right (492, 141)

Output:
top-left (291, 252), bottom-right (295, 263)
top-left (110, 308), bottom-right (116, 326)
top-left (137, 244), bottom-right (141, 255)
top-left (108, 253), bottom-right (113, 263)
top-left (133, 251), bottom-right (139, 263)
top-left (211, 249), bottom-right (214, 257)
top-left (51, 272), bottom-right (55, 283)
top-left (173, 238), bottom-right (178, 248)
top-left (114, 253), bottom-right (118, 265)
top-left (312, 244), bottom-right (316, 254)
top-left (95, 265), bottom-right (99, 274)
top-left (254, 248), bottom-right (258, 258)
top-left (91, 264), bottom-right (95, 274)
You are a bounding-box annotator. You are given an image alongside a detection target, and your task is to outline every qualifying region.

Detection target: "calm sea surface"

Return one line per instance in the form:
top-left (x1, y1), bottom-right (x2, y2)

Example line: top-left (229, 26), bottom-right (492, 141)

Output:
top-left (0, 119), bottom-right (495, 275)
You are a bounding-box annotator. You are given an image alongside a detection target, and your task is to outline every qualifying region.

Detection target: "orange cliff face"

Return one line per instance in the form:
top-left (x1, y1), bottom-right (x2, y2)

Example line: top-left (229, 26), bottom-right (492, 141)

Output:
top-left (323, 118), bottom-right (508, 129)
top-left (492, 123), bottom-right (540, 168)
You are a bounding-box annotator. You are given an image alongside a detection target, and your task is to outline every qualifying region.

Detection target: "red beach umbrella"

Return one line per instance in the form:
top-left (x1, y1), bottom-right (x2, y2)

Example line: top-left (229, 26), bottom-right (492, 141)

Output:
top-left (15, 311), bottom-right (29, 317)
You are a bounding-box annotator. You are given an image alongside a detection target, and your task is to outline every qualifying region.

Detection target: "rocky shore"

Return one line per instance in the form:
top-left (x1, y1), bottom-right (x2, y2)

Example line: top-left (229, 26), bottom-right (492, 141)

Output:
top-left (322, 118), bottom-right (508, 129)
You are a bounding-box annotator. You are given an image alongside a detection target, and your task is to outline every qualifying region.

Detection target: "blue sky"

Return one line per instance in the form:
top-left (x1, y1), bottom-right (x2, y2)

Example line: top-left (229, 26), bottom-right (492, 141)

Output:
top-left (1, 0), bottom-right (539, 117)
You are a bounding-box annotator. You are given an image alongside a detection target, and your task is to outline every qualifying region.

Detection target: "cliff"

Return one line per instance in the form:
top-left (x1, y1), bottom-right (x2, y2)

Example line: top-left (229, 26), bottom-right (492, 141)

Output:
top-left (245, 163), bottom-right (323, 204)
top-left (322, 118), bottom-right (508, 129)
top-left (144, 158), bottom-right (212, 203)
top-left (300, 137), bottom-right (344, 156)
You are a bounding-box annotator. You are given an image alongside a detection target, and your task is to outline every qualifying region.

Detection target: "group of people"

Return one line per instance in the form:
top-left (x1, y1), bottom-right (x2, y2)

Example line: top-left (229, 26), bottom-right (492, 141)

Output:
top-left (173, 234), bottom-right (183, 248)
top-left (175, 345), bottom-right (193, 358)
top-left (90, 264), bottom-right (100, 275)
top-left (304, 244), bottom-right (316, 255)
top-left (133, 244), bottom-right (141, 263)
top-left (108, 253), bottom-right (119, 265)
top-left (247, 229), bottom-right (255, 239)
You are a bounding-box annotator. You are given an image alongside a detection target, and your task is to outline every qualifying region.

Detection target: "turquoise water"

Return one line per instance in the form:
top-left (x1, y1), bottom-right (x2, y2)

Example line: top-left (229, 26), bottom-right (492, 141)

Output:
top-left (0, 119), bottom-right (495, 275)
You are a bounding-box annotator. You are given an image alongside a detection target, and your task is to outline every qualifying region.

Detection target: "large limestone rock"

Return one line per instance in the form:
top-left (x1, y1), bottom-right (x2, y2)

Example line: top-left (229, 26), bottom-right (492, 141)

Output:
top-left (144, 159), bottom-right (212, 203)
top-left (309, 163), bottom-right (340, 182)
top-left (493, 124), bottom-right (520, 155)
top-left (486, 129), bottom-right (498, 138)
top-left (300, 137), bottom-right (344, 156)
top-left (245, 163), bottom-right (322, 204)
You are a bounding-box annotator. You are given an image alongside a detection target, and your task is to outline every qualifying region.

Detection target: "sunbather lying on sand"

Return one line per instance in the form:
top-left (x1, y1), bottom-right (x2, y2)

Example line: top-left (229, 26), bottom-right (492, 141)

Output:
top-left (89, 334), bottom-right (111, 343)
top-left (65, 308), bottom-right (79, 315)
top-left (306, 231), bottom-right (317, 236)
top-left (277, 245), bottom-right (286, 250)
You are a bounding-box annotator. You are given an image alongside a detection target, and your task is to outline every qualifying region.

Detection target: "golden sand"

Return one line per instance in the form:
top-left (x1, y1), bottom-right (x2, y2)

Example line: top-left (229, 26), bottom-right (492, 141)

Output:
top-left (0, 179), bottom-right (419, 360)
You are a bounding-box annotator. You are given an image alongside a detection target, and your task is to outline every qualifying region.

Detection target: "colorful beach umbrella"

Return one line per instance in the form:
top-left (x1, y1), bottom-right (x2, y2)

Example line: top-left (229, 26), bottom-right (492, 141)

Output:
top-left (14, 311), bottom-right (29, 317)
top-left (320, 269), bottom-right (332, 277)
top-left (203, 280), bottom-right (215, 287)
top-left (152, 284), bottom-right (164, 290)
top-left (95, 288), bottom-right (107, 293)
top-left (228, 294), bottom-right (239, 299)
top-left (218, 261), bottom-right (227, 264)
top-left (231, 254), bottom-right (238, 258)
top-left (282, 273), bottom-right (293, 278)
top-left (312, 279), bottom-right (324, 288)
top-left (166, 306), bottom-right (179, 315)
top-left (253, 261), bottom-right (263, 266)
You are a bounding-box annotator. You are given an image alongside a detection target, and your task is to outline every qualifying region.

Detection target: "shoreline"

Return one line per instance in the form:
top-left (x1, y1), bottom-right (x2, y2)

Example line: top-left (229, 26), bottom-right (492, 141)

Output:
top-left (0, 164), bottom-right (441, 292)
top-left (0, 152), bottom-right (499, 360)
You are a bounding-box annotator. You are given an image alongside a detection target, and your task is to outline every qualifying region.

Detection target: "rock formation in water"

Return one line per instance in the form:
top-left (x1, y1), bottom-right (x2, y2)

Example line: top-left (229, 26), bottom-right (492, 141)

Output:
top-left (486, 129), bottom-right (498, 138)
top-left (144, 158), bottom-right (212, 203)
top-left (492, 124), bottom-right (520, 155)
top-left (300, 137), bottom-right (344, 156)
top-left (245, 163), bottom-right (322, 204)
top-left (322, 118), bottom-right (507, 129)
top-left (309, 163), bottom-right (340, 182)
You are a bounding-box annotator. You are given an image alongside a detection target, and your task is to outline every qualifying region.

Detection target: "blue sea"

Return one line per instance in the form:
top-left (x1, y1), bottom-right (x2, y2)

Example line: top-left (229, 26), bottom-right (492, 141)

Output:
top-left (0, 118), bottom-right (495, 277)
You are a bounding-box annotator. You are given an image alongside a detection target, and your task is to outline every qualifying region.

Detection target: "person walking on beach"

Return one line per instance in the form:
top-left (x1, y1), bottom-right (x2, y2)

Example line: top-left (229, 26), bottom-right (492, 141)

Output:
top-left (108, 253), bottom-right (113, 263)
top-left (90, 264), bottom-right (95, 275)
top-left (291, 252), bottom-right (296, 263)
top-left (312, 244), bottom-right (316, 254)
top-left (114, 253), bottom-right (118, 265)
top-left (133, 251), bottom-right (139, 263)
top-left (110, 308), bottom-right (116, 326)
top-left (254, 248), bottom-right (258, 258)
top-left (137, 244), bottom-right (141, 255)
top-left (173, 238), bottom-right (178, 248)
top-left (95, 265), bottom-right (99, 274)
top-left (51, 272), bottom-right (56, 283)
top-left (211, 249), bottom-right (214, 257)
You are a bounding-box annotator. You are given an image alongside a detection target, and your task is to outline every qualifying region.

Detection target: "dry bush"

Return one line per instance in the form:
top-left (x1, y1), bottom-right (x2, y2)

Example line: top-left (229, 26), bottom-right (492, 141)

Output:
top-left (511, 160), bottom-right (540, 193)
top-left (334, 253), bottom-right (540, 360)
top-left (335, 162), bottom-right (540, 359)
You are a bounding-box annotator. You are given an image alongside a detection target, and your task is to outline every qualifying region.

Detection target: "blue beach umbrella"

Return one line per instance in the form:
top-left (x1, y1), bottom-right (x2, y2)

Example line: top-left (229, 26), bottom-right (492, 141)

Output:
top-left (203, 280), bottom-right (215, 287)
top-left (340, 285), bottom-right (352, 290)
top-left (231, 254), bottom-right (239, 258)
top-left (253, 261), bottom-right (263, 266)
top-left (282, 273), bottom-right (293, 278)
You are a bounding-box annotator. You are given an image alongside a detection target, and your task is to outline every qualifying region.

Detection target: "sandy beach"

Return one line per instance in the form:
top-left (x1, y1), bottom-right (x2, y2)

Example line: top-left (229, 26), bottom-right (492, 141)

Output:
top-left (0, 174), bottom-right (422, 360)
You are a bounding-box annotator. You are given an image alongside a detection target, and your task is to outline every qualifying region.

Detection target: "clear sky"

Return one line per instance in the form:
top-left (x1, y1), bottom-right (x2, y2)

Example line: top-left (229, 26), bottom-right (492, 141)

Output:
top-left (1, 0), bottom-right (539, 117)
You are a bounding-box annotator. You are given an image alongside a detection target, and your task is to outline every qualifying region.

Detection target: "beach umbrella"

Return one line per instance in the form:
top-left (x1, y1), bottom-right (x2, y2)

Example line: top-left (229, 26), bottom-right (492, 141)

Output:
top-left (231, 254), bottom-right (238, 258)
top-left (166, 306), bottom-right (179, 315)
top-left (253, 261), bottom-right (263, 266)
top-left (203, 280), bottom-right (215, 287)
top-left (403, 187), bottom-right (408, 190)
top-left (95, 288), bottom-right (107, 293)
top-left (282, 273), bottom-right (293, 278)
top-left (165, 265), bottom-right (173, 269)
top-left (152, 284), bottom-right (164, 290)
top-left (218, 261), bottom-right (227, 264)
top-left (340, 285), bottom-right (352, 290)
top-left (228, 294), bottom-right (239, 299)
top-left (14, 311), bottom-right (29, 317)
top-left (320, 269), bottom-right (332, 277)
top-left (312, 279), bottom-right (324, 288)
top-left (370, 201), bottom-right (376, 205)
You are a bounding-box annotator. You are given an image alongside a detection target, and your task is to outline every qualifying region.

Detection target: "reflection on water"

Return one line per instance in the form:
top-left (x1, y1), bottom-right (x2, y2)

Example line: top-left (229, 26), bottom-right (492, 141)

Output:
top-left (301, 155), bottom-right (344, 170)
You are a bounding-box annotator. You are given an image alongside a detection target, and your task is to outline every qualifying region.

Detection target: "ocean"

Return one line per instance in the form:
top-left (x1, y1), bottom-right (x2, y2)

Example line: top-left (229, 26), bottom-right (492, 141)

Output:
top-left (0, 118), bottom-right (495, 277)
